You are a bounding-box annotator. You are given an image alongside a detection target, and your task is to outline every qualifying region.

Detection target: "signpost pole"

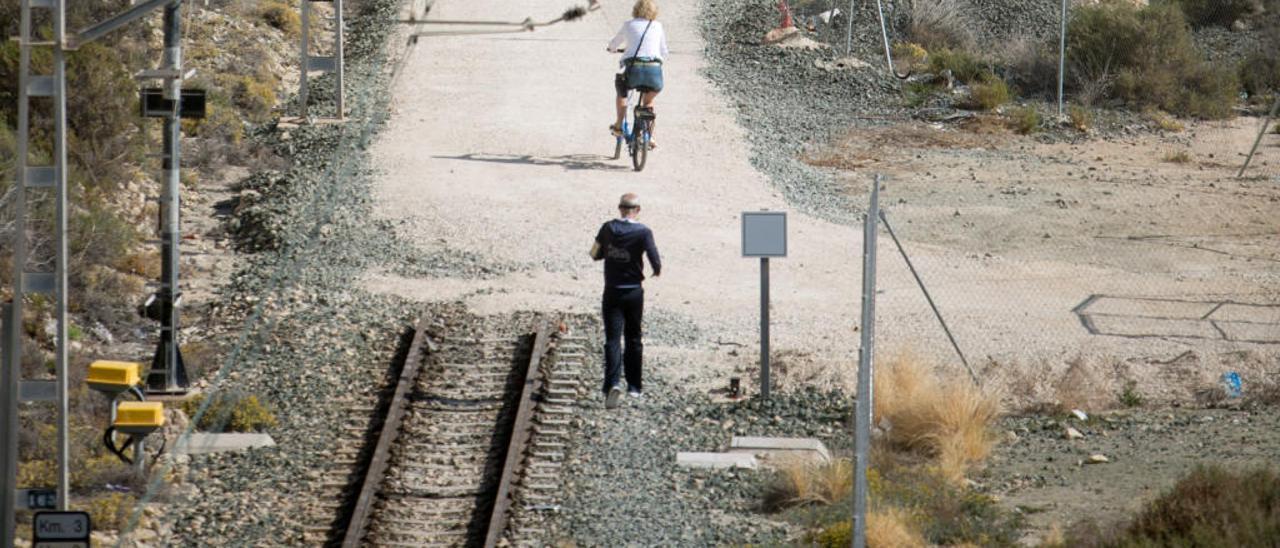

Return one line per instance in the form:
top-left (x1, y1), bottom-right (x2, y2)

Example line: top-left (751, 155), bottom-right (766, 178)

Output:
top-left (760, 257), bottom-right (770, 400)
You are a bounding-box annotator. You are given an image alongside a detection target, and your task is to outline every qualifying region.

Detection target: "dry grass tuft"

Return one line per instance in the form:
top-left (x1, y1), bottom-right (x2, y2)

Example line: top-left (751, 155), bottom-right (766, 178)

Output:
top-left (869, 508), bottom-right (928, 547)
top-left (765, 457), bottom-right (853, 510)
top-left (1145, 109), bottom-right (1185, 132)
top-left (809, 509), bottom-right (927, 548)
top-left (904, 0), bottom-right (974, 51)
top-left (1162, 149), bottom-right (1192, 163)
top-left (874, 355), bottom-right (1000, 483)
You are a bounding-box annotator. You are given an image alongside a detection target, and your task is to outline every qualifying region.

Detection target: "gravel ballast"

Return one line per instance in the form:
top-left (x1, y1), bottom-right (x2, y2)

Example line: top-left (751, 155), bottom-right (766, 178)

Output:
top-left (117, 0), bottom-right (436, 542)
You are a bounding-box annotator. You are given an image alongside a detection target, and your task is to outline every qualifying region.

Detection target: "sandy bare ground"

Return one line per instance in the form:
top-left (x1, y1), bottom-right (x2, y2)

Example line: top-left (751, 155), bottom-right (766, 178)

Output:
top-left (813, 118), bottom-right (1280, 406)
top-left (367, 0), bottom-right (1279, 404)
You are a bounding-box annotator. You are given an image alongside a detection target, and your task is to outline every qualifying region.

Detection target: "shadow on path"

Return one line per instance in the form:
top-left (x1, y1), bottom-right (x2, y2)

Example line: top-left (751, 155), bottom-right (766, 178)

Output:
top-left (435, 153), bottom-right (629, 171)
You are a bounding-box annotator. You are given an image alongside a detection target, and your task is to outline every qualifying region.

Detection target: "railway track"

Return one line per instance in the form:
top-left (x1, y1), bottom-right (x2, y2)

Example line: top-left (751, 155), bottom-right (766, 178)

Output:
top-left (303, 310), bottom-right (592, 547)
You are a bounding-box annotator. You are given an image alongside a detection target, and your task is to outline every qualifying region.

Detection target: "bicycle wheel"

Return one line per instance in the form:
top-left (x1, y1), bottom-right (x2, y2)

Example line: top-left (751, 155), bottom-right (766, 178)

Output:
top-left (631, 120), bottom-right (648, 171)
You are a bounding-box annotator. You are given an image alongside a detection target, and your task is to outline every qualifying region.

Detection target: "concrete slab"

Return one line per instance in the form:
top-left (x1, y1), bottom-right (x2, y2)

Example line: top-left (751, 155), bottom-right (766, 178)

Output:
top-left (675, 452), bottom-right (758, 470)
top-left (172, 433), bottom-right (276, 455)
top-left (729, 436), bottom-right (831, 463)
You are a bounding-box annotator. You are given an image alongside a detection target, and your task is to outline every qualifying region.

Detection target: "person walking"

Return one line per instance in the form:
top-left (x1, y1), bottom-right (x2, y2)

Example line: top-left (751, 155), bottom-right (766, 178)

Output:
top-left (590, 193), bottom-right (661, 408)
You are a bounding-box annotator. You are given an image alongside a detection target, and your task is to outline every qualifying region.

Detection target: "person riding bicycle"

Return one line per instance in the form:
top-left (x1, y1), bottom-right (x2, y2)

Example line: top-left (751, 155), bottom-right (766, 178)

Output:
top-left (608, 0), bottom-right (668, 148)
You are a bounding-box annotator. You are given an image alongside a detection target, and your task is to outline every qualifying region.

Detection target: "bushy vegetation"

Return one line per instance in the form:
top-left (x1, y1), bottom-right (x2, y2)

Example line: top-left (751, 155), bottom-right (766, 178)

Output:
top-left (1008, 105), bottom-right (1041, 134)
top-left (182, 393), bottom-right (278, 432)
top-left (1068, 104), bottom-right (1092, 132)
top-left (967, 76), bottom-right (1012, 111)
top-left (1166, 0), bottom-right (1257, 28)
top-left (84, 492), bottom-right (138, 531)
top-left (904, 0), bottom-right (974, 51)
top-left (927, 48), bottom-right (989, 85)
top-left (767, 356), bottom-right (1017, 546)
top-left (900, 0), bottom-right (1254, 121)
top-left (1067, 2), bottom-right (1238, 119)
top-left (260, 0), bottom-right (301, 37)
top-left (1066, 465), bottom-right (1280, 546)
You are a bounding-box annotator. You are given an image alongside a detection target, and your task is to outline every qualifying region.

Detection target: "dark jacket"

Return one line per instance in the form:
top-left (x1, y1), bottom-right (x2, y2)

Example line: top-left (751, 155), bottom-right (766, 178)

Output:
top-left (594, 219), bottom-right (661, 288)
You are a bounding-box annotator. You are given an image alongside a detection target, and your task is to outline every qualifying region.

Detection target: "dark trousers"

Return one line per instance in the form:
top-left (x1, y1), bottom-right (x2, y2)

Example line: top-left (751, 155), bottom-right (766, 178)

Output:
top-left (602, 286), bottom-right (644, 394)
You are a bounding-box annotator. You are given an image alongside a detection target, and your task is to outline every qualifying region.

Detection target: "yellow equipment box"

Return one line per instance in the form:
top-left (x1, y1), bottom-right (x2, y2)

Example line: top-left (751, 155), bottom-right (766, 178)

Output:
top-left (87, 361), bottom-right (142, 393)
top-left (114, 402), bottom-right (165, 435)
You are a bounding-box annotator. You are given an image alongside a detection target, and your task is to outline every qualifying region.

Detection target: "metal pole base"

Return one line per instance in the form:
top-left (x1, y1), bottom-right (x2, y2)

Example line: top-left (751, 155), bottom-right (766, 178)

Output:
top-left (146, 339), bottom-right (188, 395)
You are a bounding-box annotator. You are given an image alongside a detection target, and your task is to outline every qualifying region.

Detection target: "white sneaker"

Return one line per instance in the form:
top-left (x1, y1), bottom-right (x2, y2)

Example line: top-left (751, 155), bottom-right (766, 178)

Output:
top-left (627, 389), bottom-right (643, 399)
top-left (606, 386), bottom-right (623, 409)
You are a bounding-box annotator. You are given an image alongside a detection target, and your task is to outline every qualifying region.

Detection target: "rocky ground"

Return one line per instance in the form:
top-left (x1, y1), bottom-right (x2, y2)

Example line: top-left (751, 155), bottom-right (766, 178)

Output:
top-left (105, 0), bottom-right (437, 543)
top-left (983, 403), bottom-right (1280, 544)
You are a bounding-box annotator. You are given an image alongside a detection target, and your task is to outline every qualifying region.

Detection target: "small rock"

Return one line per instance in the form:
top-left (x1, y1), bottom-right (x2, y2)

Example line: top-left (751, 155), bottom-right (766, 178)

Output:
top-left (1087, 454), bottom-right (1110, 464)
top-left (1064, 426), bottom-right (1084, 440)
top-left (1071, 409), bottom-right (1089, 421)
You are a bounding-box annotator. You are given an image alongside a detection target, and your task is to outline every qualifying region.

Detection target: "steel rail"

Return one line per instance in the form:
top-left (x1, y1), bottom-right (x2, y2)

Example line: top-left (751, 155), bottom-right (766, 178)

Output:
top-left (340, 315), bottom-right (436, 548)
top-left (483, 319), bottom-right (552, 548)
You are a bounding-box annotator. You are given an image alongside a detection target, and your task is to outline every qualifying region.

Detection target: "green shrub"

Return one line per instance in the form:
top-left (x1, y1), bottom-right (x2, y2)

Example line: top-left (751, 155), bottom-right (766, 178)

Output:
top-left (232, 75), bottom-right (278, 123)
top-left (968, 76), bottom-right (1011, 111)
top-left (812, 520), bottom-right (851, 547)
top-left (928, 48), bottom-right (988, 84)
top-left (193, 101), bottom-right (245, 145)
top-left (1068, 104), bottom-right (1092, 132)
top-left (1166, 0), bottom-right (1257, 27)
top-left (1240, 51), bottom-right (1280, 99)
top-left (260, 0), bottom-right (301, 37)
top-left (69, 203), bottom-right (139, 325)
top-left (1070, 465), bottom-right (1280, 546)
top-left (182, 393), bottom-right (277, 432)
top-left (1008, 106), bottom-right (1040, 134)
top-left (1118, 380), bottom-right (1145, 406)
top-left (1069, 2), bottom-right (1239, 119)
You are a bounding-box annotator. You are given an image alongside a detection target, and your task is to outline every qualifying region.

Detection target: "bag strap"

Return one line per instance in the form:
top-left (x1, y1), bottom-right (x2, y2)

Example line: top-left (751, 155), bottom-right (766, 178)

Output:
top-left (633, 20), bottom-right (653, 58)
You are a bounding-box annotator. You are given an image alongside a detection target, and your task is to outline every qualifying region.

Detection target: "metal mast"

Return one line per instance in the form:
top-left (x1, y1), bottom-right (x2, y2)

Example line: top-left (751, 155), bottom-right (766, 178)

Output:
top-left (147, 0), bottom-right (190, 394)
top-left (4, 0), bottom-right (73, 529)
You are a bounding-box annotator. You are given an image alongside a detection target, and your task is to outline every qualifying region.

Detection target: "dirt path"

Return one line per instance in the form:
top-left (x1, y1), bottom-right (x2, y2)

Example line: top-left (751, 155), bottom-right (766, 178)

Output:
top-left (366, 0), bottom-right (860, 392)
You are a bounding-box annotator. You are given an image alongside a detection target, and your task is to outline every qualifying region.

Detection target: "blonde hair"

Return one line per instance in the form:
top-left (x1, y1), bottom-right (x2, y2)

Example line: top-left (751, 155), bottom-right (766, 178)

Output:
top-left (632, 0), bottom-right (658, 20)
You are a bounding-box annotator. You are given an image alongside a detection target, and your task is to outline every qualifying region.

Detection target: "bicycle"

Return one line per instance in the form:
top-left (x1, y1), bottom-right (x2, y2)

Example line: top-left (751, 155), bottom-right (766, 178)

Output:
top-left (612, 88), bottom-right (655, 171)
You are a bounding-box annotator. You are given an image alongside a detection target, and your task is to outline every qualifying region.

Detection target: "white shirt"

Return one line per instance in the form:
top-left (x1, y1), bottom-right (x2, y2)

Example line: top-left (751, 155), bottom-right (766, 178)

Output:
top-left (608, 18), bottom-right (669, 63)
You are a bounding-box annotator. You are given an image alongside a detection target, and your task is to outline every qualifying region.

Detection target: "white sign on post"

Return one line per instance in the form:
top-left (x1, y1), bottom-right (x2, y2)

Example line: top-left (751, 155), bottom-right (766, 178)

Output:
top-left (741, 211), bottom-right (787, 399)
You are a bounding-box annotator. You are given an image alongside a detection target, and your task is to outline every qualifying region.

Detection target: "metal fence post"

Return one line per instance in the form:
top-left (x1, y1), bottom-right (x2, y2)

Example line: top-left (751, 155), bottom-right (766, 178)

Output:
top-left (1238, 94), bottom-right (1280, 178)
top-left (845, 0), bottom-right (854, 55)
top-left (852, 175), bottom-right (880, 548)
top-left (300, 0), bottom-right (311, 118)
top-left (1058, 0), bottom-right (1067, 116)
top-left (335, 0), bottom-right (345, 118)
